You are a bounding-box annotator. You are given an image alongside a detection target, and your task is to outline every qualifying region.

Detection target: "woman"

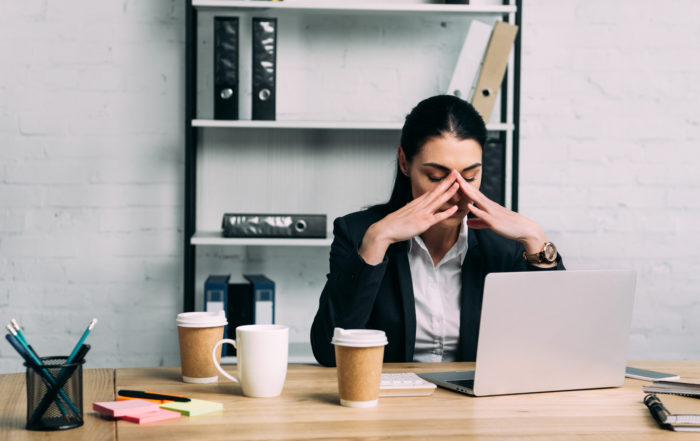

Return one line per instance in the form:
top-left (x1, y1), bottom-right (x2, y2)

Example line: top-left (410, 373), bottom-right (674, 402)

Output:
top-left (310, 95), bottom-right (564, 367)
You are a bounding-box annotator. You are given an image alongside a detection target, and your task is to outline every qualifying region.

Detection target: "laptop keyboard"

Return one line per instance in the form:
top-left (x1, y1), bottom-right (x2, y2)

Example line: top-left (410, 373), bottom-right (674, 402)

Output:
top-left (448, 379), bottom-right (475, 389)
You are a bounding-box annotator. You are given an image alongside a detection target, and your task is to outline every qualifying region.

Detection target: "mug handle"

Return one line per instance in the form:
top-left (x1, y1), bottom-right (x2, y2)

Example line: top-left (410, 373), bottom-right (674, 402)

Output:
top-left (212, 339), bottom-right (239, 383)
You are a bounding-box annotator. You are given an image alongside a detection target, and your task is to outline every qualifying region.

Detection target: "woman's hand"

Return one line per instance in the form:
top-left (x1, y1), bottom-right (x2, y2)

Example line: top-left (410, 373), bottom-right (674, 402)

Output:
top-left (358, 170), bottom-right (461, 265)
top-left (456, 174), bottom-right (551, 257)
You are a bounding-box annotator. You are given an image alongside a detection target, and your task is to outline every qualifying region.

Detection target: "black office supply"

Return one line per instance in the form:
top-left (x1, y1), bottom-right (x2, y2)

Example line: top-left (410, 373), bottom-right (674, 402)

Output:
top-left (481, 132), bottom-right (506, 207)
top-left (28, 345), bottom-right (90, 428)
top-left (251, 17), bottom-right (277, 120)
top-left (222, 213), bottom-right (326, 238)
top-left (25, 356), bottom-right (85, 430)
top-left (118, 390), bottom-right (191, 403)
top-left (226, 281), bottom-right (254, 356)
top-left (214, 16), bottom-right (239, 120)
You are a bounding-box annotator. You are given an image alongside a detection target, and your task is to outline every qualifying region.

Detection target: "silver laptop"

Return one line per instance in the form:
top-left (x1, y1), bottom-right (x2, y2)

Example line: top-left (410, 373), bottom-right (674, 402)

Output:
top-left (418, 270), bottom-right (636, 396)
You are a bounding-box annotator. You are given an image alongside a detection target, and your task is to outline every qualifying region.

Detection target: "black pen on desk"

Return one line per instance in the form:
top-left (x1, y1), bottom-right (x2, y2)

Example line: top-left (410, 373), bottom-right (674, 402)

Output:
top-left (118, 390), bottom-right (191, 402)
top-left (644, 394), bottom-right (673, 431)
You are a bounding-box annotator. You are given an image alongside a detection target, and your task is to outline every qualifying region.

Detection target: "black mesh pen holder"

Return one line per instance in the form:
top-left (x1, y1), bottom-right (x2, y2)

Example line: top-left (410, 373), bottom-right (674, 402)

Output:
top-left (25, 356), bottom-right (84, 431)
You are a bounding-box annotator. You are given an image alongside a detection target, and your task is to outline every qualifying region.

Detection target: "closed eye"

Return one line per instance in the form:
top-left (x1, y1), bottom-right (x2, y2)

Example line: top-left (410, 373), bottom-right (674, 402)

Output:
top-left (428, 175), bottom-right (446, 182)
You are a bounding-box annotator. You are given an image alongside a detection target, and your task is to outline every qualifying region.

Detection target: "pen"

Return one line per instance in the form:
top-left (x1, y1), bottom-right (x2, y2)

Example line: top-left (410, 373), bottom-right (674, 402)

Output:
top-left (118, 390), bottom-right (191, 402)
top-left (66, 318), bottom-right (97, 364)
top-left (644, 394), bottom-right (673, 431)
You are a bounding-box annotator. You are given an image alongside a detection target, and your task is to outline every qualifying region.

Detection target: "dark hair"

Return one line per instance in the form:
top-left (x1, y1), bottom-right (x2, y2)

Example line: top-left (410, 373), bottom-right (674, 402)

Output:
top-left (371, 95), bottom-right (487, 215)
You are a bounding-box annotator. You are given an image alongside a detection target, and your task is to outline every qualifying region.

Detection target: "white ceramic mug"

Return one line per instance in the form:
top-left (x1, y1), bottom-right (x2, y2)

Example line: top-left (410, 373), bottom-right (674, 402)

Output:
top-left (212, 324), bottom-right (289, 397)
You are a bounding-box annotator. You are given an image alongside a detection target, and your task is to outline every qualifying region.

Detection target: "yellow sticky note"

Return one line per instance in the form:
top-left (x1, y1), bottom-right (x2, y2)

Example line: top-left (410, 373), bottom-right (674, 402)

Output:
top-left (160, 399), bottom-right (223, 417)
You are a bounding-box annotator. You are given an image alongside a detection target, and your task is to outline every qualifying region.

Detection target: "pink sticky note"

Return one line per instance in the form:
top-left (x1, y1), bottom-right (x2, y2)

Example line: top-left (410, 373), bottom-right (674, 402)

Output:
top-left (122, 408), bottom-right (182, 424)
top-left (93, 399), bottom-right (160, 417)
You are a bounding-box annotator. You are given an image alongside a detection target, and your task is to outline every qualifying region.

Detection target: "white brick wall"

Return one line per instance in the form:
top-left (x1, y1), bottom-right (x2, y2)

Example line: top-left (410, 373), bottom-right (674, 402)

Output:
top-left (521, 0), bottom-right (700, 359)
top-left (1, 0), bottom-right (699, 373)
top-left (0, 0), bottom-right (184, 372)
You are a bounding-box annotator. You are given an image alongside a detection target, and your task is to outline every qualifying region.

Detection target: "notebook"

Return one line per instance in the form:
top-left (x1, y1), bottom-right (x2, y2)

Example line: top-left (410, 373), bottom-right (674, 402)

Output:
top-left (419, 270), bottom-right (636, 396)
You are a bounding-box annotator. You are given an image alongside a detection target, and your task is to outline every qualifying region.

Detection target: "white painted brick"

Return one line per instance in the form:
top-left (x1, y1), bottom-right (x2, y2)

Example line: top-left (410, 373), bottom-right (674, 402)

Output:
top-left (5, 161), bottom-right (89, 185)
top-left (99, 207), bottom-right (180, 231)
top-left (0, 212), bottom-right (24, 233)
top-left (63, 257), bottom-right (146, 284)
top-left (90, 159), bottom-right (181, 185)
top-left (24, 209), bottom-right (99, 233)
top-left (0, 258), bottom-right (67, 283)
top-left (46, 184), bottom-right (180, 208)
top-left (0, 186), bottom-right (46, 208)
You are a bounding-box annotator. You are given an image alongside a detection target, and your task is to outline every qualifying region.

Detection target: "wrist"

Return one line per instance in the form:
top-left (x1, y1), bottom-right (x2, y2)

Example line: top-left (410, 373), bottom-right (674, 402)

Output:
top-left (521, 233), bottom-right (548, 255)
top-left (358, 222), bottom-right (393, 265)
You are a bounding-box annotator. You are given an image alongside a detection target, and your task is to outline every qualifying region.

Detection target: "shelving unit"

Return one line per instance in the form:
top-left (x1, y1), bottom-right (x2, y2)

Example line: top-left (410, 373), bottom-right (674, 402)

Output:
top-left (184, 1), bottom-right (523, 338)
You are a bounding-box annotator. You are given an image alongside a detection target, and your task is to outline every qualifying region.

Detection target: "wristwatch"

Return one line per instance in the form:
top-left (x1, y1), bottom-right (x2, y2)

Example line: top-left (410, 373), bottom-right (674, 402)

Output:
top-left (523, 242), bottom-right (558, 264)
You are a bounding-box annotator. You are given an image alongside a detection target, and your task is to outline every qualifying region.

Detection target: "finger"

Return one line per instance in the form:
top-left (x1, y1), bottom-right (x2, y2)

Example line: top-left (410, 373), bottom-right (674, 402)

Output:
top-left (466, 218), bottom-right (490, 230)
top-left (433, 204), bottom-right (459, 223)
top-left (456, 174), bottom-right (489, 207)
top-left (467, 201), bottom-right (489, 219)
top-left (427, 182), bottom-right (460, 211)
top-left (416, 171), bottom-right (460, 207)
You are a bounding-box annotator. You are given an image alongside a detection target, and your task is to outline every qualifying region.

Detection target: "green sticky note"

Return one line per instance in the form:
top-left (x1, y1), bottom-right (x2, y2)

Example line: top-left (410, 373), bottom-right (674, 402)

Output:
top-left (160, 399), bottom-right (223, 417)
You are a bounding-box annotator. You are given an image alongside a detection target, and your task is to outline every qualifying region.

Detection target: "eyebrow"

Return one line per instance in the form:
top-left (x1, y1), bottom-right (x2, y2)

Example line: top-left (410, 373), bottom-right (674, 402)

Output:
top-left (422, 162), bottom-right (482, 173)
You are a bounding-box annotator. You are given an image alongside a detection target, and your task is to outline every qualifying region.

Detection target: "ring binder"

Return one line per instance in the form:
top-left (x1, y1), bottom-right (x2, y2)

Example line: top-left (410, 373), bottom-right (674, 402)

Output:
top-left (214, 17), bottom-right (239, 120)
top-left (252, 17), bottom-right (277, 121)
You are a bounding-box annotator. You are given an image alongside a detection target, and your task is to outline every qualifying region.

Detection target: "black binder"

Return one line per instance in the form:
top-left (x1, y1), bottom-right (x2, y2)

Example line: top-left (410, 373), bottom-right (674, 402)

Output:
top-left (214, 16), bottom-right (239, 120)
top-left (222, 213), bottom-right (326, 238)
top-left (226, 281), bottom-right (253, 356)
top-left (251, 17), bottom-right (277, 120)
top-left (481, 132), bottom-right (506, 207)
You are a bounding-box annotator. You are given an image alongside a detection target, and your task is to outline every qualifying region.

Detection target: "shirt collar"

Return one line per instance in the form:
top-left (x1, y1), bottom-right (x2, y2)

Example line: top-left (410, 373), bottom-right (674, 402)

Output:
top-left (408, 216), bottom-right (469, 263)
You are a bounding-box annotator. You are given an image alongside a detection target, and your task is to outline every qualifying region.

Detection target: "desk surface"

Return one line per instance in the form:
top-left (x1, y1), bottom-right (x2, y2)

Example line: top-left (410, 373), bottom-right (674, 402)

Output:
top-left (1, 361), bottom-right (699, 440)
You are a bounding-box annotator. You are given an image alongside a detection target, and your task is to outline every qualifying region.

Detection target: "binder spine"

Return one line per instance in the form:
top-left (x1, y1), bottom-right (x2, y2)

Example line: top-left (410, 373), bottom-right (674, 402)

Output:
top-left (222, 214), bottom-right (327, 238)
top-left (252, 17), bottom-right (277, 120)
top-left (214, 16), bottom-right (239, 120)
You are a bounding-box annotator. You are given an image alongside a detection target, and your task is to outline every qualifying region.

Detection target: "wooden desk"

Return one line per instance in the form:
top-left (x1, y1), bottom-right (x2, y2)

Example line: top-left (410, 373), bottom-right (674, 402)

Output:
top-left (1, 361), bottom-right (699, 440)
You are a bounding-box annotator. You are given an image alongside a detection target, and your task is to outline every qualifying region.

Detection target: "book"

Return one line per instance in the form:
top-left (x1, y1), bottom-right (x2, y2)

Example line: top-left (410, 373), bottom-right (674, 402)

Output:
top-left (643, 380), bottom-right (700, 397)
top-left (644, 393), bottom-right (700, 432)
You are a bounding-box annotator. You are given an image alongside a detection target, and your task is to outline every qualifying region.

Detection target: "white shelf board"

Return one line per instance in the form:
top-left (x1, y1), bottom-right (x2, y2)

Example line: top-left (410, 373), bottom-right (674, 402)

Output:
top-left (192, 119), bottom-right (402, 130)
top-left (193, 1), bottom-right (517, 14)
top-left (192, 230), bottom-right (333, 246)
top-left (221, 342), bottom-right (317, 365)
top-left (192, 119), bottom-right (514, 132)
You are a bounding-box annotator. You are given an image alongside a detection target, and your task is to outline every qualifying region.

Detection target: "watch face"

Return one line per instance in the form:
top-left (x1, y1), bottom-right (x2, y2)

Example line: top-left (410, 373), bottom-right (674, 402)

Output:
top-left (543, 243), bottom-right (557, 261)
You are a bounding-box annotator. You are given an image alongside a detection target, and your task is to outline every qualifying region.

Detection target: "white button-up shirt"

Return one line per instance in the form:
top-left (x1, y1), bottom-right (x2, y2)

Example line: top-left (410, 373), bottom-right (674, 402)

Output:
top-left (409, 218), bottom-right (468, 362)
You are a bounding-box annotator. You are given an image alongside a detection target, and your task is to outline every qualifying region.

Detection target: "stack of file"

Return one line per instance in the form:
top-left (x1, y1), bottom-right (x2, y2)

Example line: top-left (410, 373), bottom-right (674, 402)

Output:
top-left (643, 380), bottom-right (700, 397)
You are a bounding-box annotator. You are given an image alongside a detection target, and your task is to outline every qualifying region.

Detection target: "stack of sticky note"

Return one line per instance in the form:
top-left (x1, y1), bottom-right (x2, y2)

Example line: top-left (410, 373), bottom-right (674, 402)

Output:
top-left (93, 397), bottom-right (224, 425)
top-left (93, 399), bottom-right (181, 425)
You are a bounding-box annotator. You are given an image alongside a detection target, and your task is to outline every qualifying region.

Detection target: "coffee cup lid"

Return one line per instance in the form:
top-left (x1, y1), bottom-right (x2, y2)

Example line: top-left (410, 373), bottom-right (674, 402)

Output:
top-left (176, 311), bottom-right (227, 328)
top-left (331, 328), bottom-right (388, 347)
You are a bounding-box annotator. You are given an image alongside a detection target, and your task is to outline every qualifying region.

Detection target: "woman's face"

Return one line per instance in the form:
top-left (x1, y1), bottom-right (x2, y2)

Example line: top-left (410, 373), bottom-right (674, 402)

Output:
top-left (400, 134), bottom-right (483, 227)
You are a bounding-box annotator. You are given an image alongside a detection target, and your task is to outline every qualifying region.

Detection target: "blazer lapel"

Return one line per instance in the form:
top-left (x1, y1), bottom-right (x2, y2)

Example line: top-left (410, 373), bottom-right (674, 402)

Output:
top-left (459, 229), bottom-right (486, 361)
top-left (391, 240), bottom-right (416, 362)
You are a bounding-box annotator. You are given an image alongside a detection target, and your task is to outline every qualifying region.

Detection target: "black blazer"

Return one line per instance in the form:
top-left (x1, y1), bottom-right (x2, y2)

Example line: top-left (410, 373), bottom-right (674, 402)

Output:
top-left (310, 208), bottom-right (565, 367)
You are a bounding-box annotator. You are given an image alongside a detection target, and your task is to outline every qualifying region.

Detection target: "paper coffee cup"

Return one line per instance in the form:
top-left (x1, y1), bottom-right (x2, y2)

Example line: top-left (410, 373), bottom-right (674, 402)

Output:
top-left (332, 328), bottom-right (388, 408)
top-left (176, 311), bottom-right (227, 383)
